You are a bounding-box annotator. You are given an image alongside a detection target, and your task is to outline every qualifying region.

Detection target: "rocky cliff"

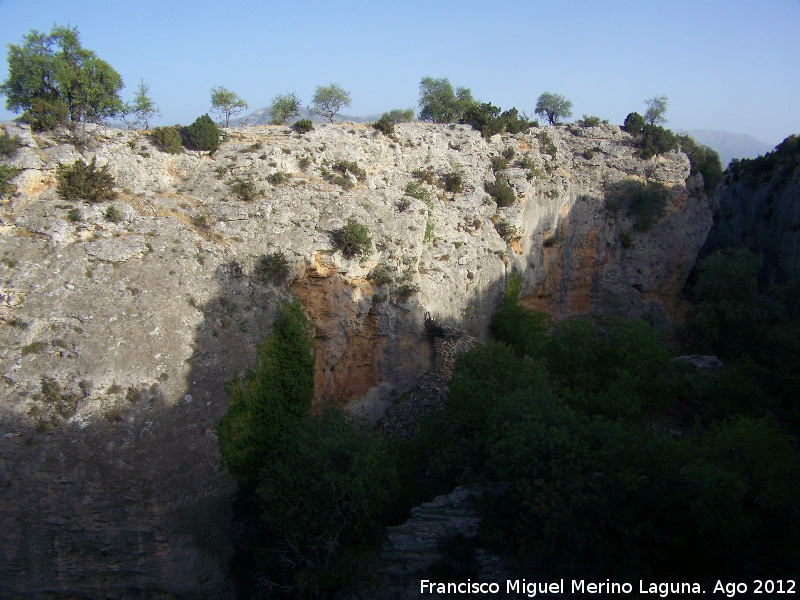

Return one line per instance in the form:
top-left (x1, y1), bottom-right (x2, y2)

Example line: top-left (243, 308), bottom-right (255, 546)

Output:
top-left (0, 120), bottom-right (711, 598)
top-left (703, 134), bottom-right (800, 284)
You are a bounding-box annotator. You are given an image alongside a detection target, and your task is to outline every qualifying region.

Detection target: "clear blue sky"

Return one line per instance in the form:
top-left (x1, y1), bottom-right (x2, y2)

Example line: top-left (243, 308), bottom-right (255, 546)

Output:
top-left (0, 0), bottom-right (797, 147)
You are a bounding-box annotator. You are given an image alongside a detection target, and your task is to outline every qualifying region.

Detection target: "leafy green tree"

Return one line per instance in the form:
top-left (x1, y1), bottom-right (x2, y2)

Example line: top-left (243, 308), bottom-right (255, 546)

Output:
top-left (217, 299), bottom-right (316, 488)
top-left (0, 25), bottom-right (123, 130)
top-left (644, 94), bottom-right (668, 126)
top-left (124, 79), bottom-right (160, 130)
top-left (384, 108), bottom-right (415, 123)
top-left (268, 91), bottom-right (301, 124)
top-left (535, 92), bottom-right (573, 125)
top-left (210, 85), bottom-right (248, 127)
top-left (418, 77), bottom-right (474, 123)
top-left (640, 124), bottom-right (678, 159)
top-left (309, 83), bottom-right (351, 123)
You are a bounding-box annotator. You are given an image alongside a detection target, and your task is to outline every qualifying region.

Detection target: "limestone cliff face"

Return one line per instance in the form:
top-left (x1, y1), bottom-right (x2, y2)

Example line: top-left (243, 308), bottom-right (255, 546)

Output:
top-left (0, 120), bottom-right (711, 597)
top-left (704, 146), bottom-right (800, 283)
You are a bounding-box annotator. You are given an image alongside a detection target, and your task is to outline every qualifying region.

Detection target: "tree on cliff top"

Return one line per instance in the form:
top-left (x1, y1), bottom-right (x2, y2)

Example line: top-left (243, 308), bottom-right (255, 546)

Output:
top-left (535, 92), bottom-right (573, 125)
top-left (418, 76), bottom-right (474, 123)
top-left (210, 85), bottom-right (248, 127)
top-left (644, 95), bottom-right (668, 126)
top-left (309, 83), bottom-right (351, 123)
top-left (0, 25), bottom-right (123, 130)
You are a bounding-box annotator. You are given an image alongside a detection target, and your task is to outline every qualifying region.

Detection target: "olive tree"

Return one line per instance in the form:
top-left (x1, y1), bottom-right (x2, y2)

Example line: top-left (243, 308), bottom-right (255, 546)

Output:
top-left (535, 92), bottom-right (573, 125)
top-left (0, 25), bottom-right (123, 130)
top-left (644, 95), bottom-right (668, 126)
top-left (309, 83), bottom-right (351, 123)
top-left (268, 92), bottom-right (301, 124)
top-left (210, 85), bottom-right (248, 127)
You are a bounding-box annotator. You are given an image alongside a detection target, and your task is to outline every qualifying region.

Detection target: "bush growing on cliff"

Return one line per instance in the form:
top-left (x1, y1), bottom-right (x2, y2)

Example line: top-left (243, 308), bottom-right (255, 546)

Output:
top-left (623, 112), bottom-right (645, 135)
top-left (605, 178), bottom-right (669, 231)
top-left (334, 218), bottom-right (372, 257)
top-left (372, 114), bottom-right (395, 136)
top-left (149, 126), bottom-right (182, 154)
top-left (0, 163), bottom-right (22, 197)
top-left (183, 113), bottom-right (220, 152)
top-left (292, 118), bottom-right (314, 134)
top-left (56, 156), bottom-right (118, 203)
top-left (0, 130), bottom-right (22, 158)
top-left (484, 174), bottom-right (516, 207)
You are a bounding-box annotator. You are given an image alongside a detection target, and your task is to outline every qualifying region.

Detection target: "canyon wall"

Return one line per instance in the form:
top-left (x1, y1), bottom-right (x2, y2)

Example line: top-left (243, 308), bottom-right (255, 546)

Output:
top-left (0, 120), bottom-right (711, 597)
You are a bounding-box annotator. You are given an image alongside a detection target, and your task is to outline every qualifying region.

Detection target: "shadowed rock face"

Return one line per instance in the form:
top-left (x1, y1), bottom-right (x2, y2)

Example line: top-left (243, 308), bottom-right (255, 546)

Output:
top-left (0, 120), bottom-right (711, 597)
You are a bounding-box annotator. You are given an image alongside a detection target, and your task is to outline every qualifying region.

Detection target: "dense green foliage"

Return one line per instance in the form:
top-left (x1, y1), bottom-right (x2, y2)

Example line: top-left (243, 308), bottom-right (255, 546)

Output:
top-left (183, 114), bottom-right (220, 152)
top-left (210, 85), bottom-right (248, 127)
top-left (623, 111), bottom-right (645, 134)
top-left (268, 92), bottom-right (301, 124)
top-left (230, 175), bottom-right (258, 201)
top-left (56, 157), bottom-right (118, 204)
top-left (727, 134), bottom-right (799, 189)
top-left (640, 124), bottom-right (679, 159)
top-left (417, 77), bottom-right (474, 123)
top-left (334, 219), bottom-right (372, 257)
top-left (678, 134), bottom-right (723, 191)
top-left (460, 102), bottom-right (533, 138)
top-left (149, 126), bottom-right (182, 154)
top-left (218, 301), bottom-right (400, 597)
top-left (535, 92), bottom-right (573, 125)
top-left (1, 25), bottom-right (123, 129)
top-left (412, 269), bottom-right (800, 582)
top-left (310, 83), bottom-right (351, 123)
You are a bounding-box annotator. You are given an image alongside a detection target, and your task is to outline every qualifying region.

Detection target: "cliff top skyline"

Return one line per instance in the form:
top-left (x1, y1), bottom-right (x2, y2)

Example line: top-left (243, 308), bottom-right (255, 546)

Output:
top-left (0, 0), bottom-right (797, 147)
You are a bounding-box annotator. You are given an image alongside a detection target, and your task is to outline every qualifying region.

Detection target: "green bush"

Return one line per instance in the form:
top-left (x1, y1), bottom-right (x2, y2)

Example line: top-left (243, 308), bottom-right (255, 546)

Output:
top-left (150, 126), bottom-right (182, 154)
top-left (266, 171), bottom-right (288, 185)
top-left (292, 118), bottom-right (314, 134)
top-left (254, 249), bottom-right (290, 283)
top-left (0, 164), bottom-right (22, 197)
top-left (581, 114), bottom-right (602, 127)
top-left (0, 131), bottom-right (22, 158)
top-left (334, 219), bottom-right (372, 257)
top-left (404, 181), bottom-right (433, 207)
top-left (490, 156), bottom-right (509, 172)
top-left (639, 124), bottom-right (678, 159)
top-left (56, 157), bottom-right (118, 204)
top-left (332, 160), bottom-right (366, 182)
top-left (372, 114), bottom-right (395, 136)
top-left (104, 205), bottom-right (122, 223)
top-left (606, 178), bottom-right (670, 231)
top-left (623, 112), bottom-right (645, 135)
top-left (535, 131), bottom-right (557, 159)
top-left (444, 169), bottom-right (464, 194)
top-left (583, 149), bottom-right (594, 159)
top-left (484, 174), bottom-right (516, 207)
top-left (230, 176), bottom-right (258, 201)
top-left (183, 114), bottom-right (220, 152)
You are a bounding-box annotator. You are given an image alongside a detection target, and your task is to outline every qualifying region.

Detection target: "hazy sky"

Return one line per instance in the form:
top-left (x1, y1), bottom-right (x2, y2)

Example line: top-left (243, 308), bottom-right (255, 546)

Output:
top-left (0, 0), bottom-right (797, 147)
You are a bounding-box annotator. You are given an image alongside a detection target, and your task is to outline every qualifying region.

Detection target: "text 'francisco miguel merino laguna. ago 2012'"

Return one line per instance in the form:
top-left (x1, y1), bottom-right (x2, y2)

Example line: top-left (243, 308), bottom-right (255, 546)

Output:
top-left (419, 578), bottom-right (797, 597)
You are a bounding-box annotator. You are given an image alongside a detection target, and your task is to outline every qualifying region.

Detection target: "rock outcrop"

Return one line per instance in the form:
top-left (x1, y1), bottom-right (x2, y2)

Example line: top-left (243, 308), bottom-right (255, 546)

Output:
top-left (0, 120), bottom-right (712, 597)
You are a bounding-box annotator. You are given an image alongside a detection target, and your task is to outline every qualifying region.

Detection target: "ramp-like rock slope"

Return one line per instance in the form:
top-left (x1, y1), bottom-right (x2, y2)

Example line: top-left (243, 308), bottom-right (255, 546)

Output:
top-left (0, 120), bottom-right (710, 598)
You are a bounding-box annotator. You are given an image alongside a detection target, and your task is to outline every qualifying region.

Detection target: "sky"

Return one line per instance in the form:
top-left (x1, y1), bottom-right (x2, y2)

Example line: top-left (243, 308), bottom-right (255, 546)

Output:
top-left (0, 0), bottom-right (797, 147)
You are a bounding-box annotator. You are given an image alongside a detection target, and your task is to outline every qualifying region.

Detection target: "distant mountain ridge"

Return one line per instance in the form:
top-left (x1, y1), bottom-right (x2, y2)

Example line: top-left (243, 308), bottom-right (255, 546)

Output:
top-left (683, 129), bottom-right (774, 169)
top-left (233, 106), bottom-right (381, 126)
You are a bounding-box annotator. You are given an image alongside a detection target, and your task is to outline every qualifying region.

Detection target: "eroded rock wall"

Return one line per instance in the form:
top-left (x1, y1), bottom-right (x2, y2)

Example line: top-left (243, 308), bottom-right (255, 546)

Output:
top-left (0, 120), bottom-right (711, 597)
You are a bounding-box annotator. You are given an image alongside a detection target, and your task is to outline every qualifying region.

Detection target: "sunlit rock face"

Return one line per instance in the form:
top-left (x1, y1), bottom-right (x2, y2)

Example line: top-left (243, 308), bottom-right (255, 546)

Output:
top-left (0, 120), bottom-right (711, 597)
